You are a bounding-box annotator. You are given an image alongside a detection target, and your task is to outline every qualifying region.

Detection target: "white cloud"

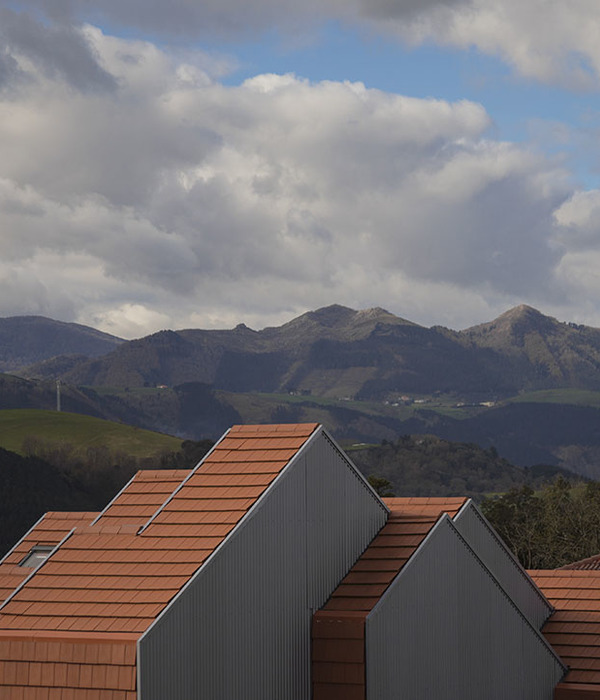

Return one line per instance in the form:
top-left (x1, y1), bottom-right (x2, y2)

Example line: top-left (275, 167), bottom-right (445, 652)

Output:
top-left (11, 0), bottom-right (600, 87)
top-left (0, 24), bottom-right (598, 336)
top-left (362, 0), bottom-right (600, 88)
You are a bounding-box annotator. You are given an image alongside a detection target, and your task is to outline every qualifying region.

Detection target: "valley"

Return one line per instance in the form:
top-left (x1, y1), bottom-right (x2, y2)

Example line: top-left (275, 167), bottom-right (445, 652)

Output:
top-left (3, 304), bottom-right (600, 478)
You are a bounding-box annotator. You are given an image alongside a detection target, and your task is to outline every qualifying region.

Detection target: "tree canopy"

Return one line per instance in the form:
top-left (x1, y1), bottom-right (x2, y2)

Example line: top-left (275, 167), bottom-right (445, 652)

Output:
top-left (481, 477), bottom-right (600, 569)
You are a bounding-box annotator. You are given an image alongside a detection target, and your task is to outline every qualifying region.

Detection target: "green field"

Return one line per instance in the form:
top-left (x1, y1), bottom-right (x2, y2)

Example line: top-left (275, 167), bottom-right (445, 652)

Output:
top-left (0, 409), bottom-right (181, 457)
top-left (248, 392), bottom-right (480, 420)
top-left (510, 389), bottom-right (600, 408)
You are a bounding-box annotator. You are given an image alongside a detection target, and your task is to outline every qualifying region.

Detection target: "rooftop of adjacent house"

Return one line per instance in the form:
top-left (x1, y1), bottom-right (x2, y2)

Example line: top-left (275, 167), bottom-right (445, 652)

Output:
top-left (560, 554), bottom-right (600, 571)
top-left (312, 496), bottom-right (469, 700)
top-left (530, 569), bottom-right (600, 694)
top-left (0, 423), bottom-right (319, 636)
top-left (320, 496), bottom-right (468, 614)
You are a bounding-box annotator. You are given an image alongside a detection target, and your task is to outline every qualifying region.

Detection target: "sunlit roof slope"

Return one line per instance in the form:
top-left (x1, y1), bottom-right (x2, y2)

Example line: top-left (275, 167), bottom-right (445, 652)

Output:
top-left (0, 424), bottom-right (322, 697)
top-left (95, 469), bottom-right (191, 526)
top-left (0, 424), bottom-right (319, 635)
top-left (0, 511), bottom-right (98, 606)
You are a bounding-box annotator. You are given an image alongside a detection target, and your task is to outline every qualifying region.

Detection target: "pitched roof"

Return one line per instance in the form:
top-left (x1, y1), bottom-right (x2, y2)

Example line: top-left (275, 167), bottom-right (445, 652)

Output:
top-left (322, 512), bottom-right (438, 614)
top-left (313, 497), bottom-right (467, 700)
top-left (321, 497), bottom-right (467, 614)
top-left (0, 512), bottom-right (98, 606)
top-left (96, 469), bottom-right (191, 526)
top-left (560, 554), bottom-right (600, 571)
top-left (0, 423), bottom-right (321, 697)
top-left (384, 496), bottom-right (468, 518)
top-left (0, 423), bottom-right (319, 636)
top-left (530, 570), bottom-right (600, 690)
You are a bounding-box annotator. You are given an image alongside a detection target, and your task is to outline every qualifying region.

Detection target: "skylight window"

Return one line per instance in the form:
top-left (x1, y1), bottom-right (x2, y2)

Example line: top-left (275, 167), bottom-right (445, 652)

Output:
top-left (19, 545), bottom-right (54, 568)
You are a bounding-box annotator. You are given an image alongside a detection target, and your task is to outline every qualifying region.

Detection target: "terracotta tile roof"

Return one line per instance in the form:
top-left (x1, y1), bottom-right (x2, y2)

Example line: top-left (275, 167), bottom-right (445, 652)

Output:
top-left (0, 512), bottom-right (98, 606)
top-left (0, 630), bottom-right (137, 698)
top-left (1, 512), bottom-right (99, 566)
top-left (560, 554), bottom-right (600, 571)
top-left (0, 423), bottom-right (319, 636)
top-left (322, 512), bottom-right (438, 613)
top-left (313, 498), bottom-right (463, 700)
top-left (312, 611), bottom-right (366, 700)
top-left (530, 570), bottom-right (600, 690)
top-left (0, 423), bottom-right (321, 696)
top-left (95, 469), bottom-right (191, 526)
top-left (321, 498), bottom-right (467, 615)
top-left (141, 423), bottom-right (318, 537)
top-left (383, 496), bottom-right (468, 519)
top-left (0, 569), bottom-right (28, 610)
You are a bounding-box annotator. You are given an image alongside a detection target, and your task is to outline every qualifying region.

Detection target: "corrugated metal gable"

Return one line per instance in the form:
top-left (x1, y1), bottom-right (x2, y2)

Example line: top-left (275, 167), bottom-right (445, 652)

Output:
top-left (367, 517), bottom-right (565, 700)
top-left (138, 426), bottom-right (387, 700)
top-left (453, 500), bottom-right (553, 629)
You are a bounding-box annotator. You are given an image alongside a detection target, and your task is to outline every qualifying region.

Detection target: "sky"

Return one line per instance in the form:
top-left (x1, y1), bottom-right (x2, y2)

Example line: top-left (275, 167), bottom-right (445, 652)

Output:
top-left (2, 1), bottom-right (600, 338)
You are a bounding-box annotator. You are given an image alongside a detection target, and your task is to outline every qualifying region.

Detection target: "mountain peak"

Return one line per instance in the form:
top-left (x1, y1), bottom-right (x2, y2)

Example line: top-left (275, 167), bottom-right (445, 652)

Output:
top-left (283, 304), bottom-right (414, 332)
top-left (306, 304), bottom-right (357, 327)
top-left (461, 305), bottom-right (566, 353)
top-left (464, 305), bottom-right (549, 332)
top-left (497, 305), bottom-right (544, 322)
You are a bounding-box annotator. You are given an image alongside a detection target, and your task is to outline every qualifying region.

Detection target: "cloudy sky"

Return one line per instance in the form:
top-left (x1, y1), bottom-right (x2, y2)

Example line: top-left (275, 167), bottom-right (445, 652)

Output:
top-left (2, 0), bottom-right (600, 337)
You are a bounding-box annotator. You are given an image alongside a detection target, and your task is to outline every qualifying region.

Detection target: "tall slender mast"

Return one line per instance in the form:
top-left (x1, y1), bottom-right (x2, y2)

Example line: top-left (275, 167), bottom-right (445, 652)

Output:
top-left (56, 379), bottom-right (61, 412)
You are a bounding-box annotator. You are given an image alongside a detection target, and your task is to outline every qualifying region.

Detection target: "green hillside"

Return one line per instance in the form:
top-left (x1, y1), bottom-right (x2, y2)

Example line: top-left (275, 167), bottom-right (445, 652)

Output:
top-left (510, 388), bottom-right (600, 408)
top-left (0, 409), bottom-right (181, 457)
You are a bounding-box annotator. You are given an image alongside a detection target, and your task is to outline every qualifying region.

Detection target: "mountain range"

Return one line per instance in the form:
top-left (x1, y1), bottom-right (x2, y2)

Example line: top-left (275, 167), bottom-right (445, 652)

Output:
top-left (9, 303), bottom-right (600, 399)
top-left (5, 304), bottom-right (600, 477)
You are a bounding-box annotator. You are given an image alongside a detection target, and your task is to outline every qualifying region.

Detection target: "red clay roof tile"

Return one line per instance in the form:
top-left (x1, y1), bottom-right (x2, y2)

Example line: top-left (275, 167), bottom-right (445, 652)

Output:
top-left (531, 570), bottom-right (600, 689)
top-left (1, 423), bottom-right (318, 649)
top-left (0, 424), bottom-right (323, 696)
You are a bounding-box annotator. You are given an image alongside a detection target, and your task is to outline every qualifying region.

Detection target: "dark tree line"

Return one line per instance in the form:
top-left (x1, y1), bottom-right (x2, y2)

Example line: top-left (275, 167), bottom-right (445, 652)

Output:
top-left (481, 477), bottom-right (600, 569)
top-left (349, 435), bottom-right (572, 498)
top-left (0, 438), bottom-right (213, 558)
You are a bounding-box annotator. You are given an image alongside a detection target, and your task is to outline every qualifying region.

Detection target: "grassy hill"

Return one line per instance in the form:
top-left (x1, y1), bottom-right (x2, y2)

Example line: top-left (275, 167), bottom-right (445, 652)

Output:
top-left (0, 409), bottom-right (181, 457)
top-left (0, 410), bottom-right (213, 557)
top-left (510, 388), bottom-right (600, 408)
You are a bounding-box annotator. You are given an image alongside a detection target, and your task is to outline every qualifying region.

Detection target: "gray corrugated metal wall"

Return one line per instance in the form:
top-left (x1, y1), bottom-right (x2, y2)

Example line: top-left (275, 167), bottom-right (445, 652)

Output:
top-left (453, 502), bottom-right (553, 629)
top-left (138, 429), bottom-right (387, 700)
top-left (366, 517), bottom-right (565, 700)
top-left (305, 433), bottom-right (388, 605)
